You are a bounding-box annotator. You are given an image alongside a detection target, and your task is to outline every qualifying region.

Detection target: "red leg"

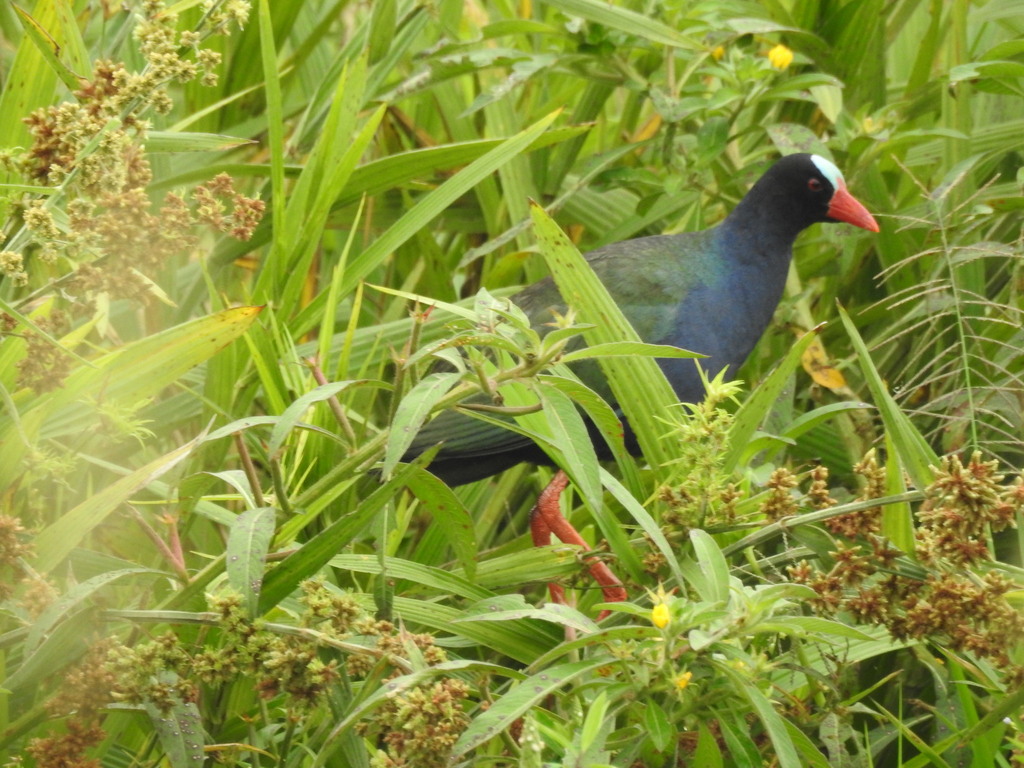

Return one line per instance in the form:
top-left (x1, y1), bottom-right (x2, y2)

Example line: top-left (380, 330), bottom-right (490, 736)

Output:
top-left (529, 470), bottom-right (627, 615)
top-left (529, 504), bottom-right (567, 606)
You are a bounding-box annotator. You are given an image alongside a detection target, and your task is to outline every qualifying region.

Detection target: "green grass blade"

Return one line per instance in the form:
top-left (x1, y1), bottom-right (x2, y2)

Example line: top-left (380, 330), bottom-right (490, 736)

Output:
top-left (724, 328), bottom-right (821, 475)
top-left (838, 304), bottom-right (937, 489)
top-left (32, 434), bottom-right (204, 573)
top-left (529, 200), bottom-right (678, 471)
top-left (340, 110), bottom-right (562, 298)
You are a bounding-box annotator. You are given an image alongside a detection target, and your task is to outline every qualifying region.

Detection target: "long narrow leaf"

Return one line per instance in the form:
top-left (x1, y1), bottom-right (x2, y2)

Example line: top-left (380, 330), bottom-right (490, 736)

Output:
top-left (32, 433), bottom-right (204, 573)
top-left (340, 111), bottom-right (562, 297)
top-left (838, 304), bottom-right (937, 489)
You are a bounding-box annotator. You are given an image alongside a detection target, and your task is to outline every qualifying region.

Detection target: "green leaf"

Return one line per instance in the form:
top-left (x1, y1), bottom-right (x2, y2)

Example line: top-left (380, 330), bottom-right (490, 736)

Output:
top-left (560, 341), bottom-right (702, 364)
top-left (541, 0), bottom-right (700, 47)
top-left (535, 381), bottom-right (601, 511)
top-left (644, 699), bottom-right (674, 752)
top-left (258, 458), bottom-right (423, 613)
top-left (451, 659), bottom-right (611, 757)
top-left (718, 662), bottom-right (802, 768)
top-left (580, 691), bottom-right (612, 755)
top-left (330, 553), bottom-right (493, 601)
top-left (12, 4), bottom-right (81, 92)
top-left (366, 0), bottom-right (396, 63)
top-left (269, 379), bottom-right (387, 458)
top-left (882, 431), bottom-right (916, 553)
top-left (529, 201), bottom-right (678, 472)
top-left (384, 372), bottom-right (463, 478)
top-left (688, 529), bottom-right (731, 604)
top-left (204, 469), bottom-right (258, 509)
top-left (838, 305), bottom-right (937, 489)
top-left (755, 616), bottom-right (875, 642)
top-left (404, 467), bottom-right (478, 579)
top-left (32, 434), bottom-right (203, 573)
top-left (144, 678), bottom-right (204, 768)
top-left (451, 546), bottom-right (581, 590)
top-left (25, 568), bottom-right (161, 655)
top-left (454, 594), bottom-right (600, 633)
top-left (226, 507), bottom-right (277, 618)
top-left (341, 110), bottom-right (562, 297)
top-left (4, 609), bottom-right (95, 692)
top-left (724, 327), bottom-right (821, 474)
top-left (0, 306), bottom-right (262, 487)
top-left (145, 130), bottom-right (255, 152)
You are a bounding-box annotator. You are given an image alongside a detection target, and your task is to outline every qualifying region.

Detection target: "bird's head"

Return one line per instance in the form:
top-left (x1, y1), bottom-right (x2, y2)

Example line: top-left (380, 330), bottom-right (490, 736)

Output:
top-left (776, 153), bottom-right (880, 233)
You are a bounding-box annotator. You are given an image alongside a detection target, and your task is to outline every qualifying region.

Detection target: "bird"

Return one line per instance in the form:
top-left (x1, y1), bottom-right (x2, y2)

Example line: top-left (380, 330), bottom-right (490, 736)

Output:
top-left (403, 152), bottom-right (879, 611)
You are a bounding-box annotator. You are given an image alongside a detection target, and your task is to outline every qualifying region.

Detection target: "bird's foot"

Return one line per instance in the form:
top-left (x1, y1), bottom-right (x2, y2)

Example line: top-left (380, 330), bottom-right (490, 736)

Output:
top-left (530, 470), bottom-right (627, 620)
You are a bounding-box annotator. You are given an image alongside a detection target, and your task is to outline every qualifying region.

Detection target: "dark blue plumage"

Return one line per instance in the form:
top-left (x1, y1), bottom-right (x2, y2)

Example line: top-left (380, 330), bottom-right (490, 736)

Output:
top-left (408, 153), bottom-right (878, 485)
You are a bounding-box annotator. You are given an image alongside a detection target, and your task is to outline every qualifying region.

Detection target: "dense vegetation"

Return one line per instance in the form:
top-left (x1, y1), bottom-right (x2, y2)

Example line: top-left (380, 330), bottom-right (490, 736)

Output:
top-left (1, 0), bottom-right (1022, 765)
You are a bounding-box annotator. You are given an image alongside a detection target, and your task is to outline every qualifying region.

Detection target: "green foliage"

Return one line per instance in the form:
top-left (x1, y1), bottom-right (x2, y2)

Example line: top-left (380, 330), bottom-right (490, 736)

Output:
top-left (1, 0), bottom-right (1023, 767)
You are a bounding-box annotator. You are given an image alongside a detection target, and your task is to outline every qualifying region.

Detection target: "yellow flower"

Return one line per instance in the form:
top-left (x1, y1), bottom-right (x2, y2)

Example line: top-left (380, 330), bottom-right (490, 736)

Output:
top-left (711, 45), bottom-right (725, 61)
top-left (675, 671), bottom-right (693, 690)
top-left (651, 602), bottom-right (671, 629)
top-left (767, 44), bottom-right (794, 70)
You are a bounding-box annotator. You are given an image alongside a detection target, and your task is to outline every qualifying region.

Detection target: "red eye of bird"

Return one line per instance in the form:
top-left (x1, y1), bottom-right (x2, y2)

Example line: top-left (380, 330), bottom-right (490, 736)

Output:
top-left (808, 178), bottom-right (823, 192)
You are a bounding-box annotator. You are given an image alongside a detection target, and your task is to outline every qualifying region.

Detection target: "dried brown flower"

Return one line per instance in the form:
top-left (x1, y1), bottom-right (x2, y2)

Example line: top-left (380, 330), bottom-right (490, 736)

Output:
top-left (761, 467), bottom-right (799, 521)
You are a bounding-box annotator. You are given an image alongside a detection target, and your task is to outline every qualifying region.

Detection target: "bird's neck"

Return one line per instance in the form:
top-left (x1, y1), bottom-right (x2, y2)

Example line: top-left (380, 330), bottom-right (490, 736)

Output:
top-left (719, 194), bottom-right (808, 263)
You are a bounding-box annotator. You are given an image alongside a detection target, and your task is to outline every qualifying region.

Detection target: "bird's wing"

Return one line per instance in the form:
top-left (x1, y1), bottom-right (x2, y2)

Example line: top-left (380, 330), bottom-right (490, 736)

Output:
top-left (514, 232), bottom-right (708, 344)
top-left (403, 397), bottom-right (546, 485)
top-left (401, 231), bottom-right (711, 485)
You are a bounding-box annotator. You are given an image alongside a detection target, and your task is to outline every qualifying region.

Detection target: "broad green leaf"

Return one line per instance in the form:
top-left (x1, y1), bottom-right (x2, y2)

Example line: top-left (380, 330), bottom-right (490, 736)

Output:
top-left (450, 546), bottom-right (582, 590)
top-left (25, 568), bottom-right (162, 655)
top-left (367, 283), bottom-right (479, 322)
top-left (269, 379), bottom-right (388, 458)
top-left (330, 553), bottom-right (493, 601)
top-left (581, 691), bottom-right (612, 754)
top-left (538, 374), bottom-right (634, 486)
top-left (0, 2), bottom-right (61, 154)
top-left (0, 306), bottom-right (262, 487)
top-left (404, 467), bottom-right (478, 579)
top-left (689, 529), bottom-right (730, 604)
top-left (601, 470), bottom-right (678, 585)
top-left (12, 4), bottom-right (81, 91)
top-left (536, 381), bottom-right (601, 511)
top-left (717, 661), bottom-right (802, 768)
top-left (644, 699), bottom-right (674, 753)
top-left (258, 457), bottom-right (424, 613)
top-left (204, 469), bottom-right (258, 509)
top-left (454, 594), bottom-right (599, 633)
top-left (882, 431), bottom-right (916, 553)
top-left (226, 507), bottom-right (277, 618)
top-left (452, 659), bottom-right (611, 757)
top-left (695, 723), bottom-right (726, 768)
top-left (755, 616), bottom-right (875, 642)
top-left (321, 127), bottom-right (590, 210)
top-left (779, 401), bottom-right (872, 442)
top-left (366, 0), bottom-right (396, 63)
top-left (383, 371), bottom-right (463, 478)
top-left (3, 609), bottom-right (95, 692)
top-left (144, 679), bottom-right (205, 768)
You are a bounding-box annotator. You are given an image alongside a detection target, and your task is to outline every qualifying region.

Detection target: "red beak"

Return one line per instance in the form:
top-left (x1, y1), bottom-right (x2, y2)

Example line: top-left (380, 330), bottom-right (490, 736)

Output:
top-left (827, 183), bottom-right (879, 232)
